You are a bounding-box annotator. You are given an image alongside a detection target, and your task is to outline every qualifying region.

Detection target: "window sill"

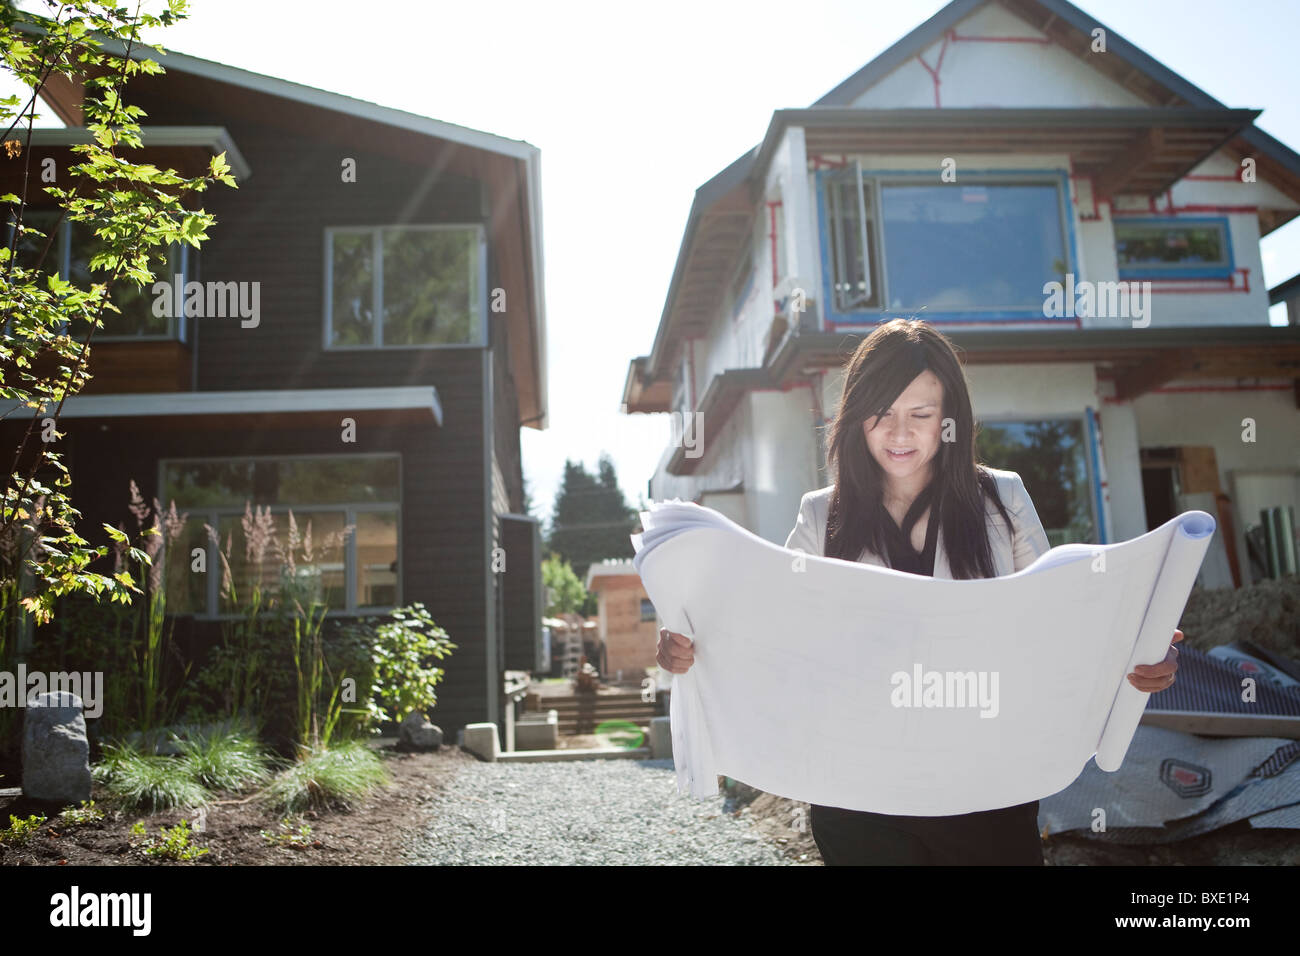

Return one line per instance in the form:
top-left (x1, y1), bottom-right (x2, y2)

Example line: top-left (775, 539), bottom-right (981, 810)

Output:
top-left (323, 342), bottom-right (483, 351)
top-left (827, 310), bottom-right (1077, 324)
top-left (178, 605), bottom-right (401, 622)
top-left (1117, 270), bottom-right (1235, 281)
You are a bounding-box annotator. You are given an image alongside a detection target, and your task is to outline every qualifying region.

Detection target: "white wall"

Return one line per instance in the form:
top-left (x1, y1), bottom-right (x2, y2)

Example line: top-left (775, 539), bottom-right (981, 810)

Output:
top-left (1097, 204), bottom-right (1270, 328)
top-left (648, 387), bottom-right (748, 503)
top-left (646, 384), bottom-right (821, 547)
top-left (851, 4), bottom-right (1148, 110)
top-left (1134, 386), bottom-right (1300, 579)
top-left (697, 126), bottom-right (824, 392)
top-left (744, 386), bottom-right (822, 544)
top-left (966, 362), bottom-right (1098, 419)
top-left (767, 125), bottom-right (820, 307)
top-left (1096, 398), bottom-right (1146, 542)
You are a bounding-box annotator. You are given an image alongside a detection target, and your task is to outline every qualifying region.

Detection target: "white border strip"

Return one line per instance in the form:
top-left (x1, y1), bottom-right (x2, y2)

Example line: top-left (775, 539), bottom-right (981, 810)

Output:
top-left (37, 386), bottom-right (442, 426)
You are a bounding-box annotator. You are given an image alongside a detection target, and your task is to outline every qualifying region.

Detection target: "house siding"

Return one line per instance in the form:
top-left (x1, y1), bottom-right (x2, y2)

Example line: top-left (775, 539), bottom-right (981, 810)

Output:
top-left (179, 121), bottom-right (489, 392)
top-left (12, 405), bottom-right (493, 736)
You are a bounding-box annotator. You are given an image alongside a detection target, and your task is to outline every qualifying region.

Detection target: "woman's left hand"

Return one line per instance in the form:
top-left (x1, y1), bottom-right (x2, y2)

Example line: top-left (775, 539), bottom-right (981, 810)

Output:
top-left (1127, 629), bottom-right (1183, 693)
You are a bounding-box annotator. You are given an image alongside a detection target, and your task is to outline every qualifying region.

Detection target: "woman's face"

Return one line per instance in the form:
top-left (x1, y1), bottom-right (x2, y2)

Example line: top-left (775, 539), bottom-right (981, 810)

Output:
top-left (861, 370), bottom-right (944, 488)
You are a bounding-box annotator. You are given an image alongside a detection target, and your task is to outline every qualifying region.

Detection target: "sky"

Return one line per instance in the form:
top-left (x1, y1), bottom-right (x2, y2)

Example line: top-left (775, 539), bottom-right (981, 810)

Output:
top-left (8, 0), bottom-right (1300, 530)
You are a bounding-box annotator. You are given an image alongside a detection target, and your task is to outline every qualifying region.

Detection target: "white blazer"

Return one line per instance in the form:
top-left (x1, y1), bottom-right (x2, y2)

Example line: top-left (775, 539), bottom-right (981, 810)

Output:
top-left (783, 466), bottom-right (1052, 579)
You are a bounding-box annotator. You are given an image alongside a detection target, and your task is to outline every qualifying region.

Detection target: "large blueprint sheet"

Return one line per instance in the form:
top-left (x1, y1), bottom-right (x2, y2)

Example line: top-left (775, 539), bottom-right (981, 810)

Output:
top-left (631, 503), bottom-right (1215, 816)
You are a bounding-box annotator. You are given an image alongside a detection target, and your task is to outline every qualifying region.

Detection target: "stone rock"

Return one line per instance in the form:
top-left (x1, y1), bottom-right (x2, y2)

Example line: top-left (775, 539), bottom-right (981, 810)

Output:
top-left (398, 711), bottom-right (444, 751)
top-left (21, 691), bottom-right (91, 805)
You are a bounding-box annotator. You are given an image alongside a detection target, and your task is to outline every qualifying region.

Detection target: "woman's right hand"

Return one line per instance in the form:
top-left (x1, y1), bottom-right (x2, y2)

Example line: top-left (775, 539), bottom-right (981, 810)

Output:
top-left (657, 627), bottom-right (695, 674)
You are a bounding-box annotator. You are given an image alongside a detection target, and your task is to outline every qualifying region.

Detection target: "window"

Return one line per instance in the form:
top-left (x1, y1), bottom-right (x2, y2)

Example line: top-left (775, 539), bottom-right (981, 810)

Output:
top-left (158, 454), bottom-right (401, 616)
top-left (821, 173), bottom-right (1071, 316)
top-left (975, 420), bottom-right (1096, 546)
top-left (639, 598), bottom-right (656, 622)
top-left (1114, 218), bottom-right (1233, 279)
top-left (2, 207), bottom-right (189, 339)
top-left (324, 224), bottom-right (485, 348)
top-left (826, 174), bottom-right (881, 311)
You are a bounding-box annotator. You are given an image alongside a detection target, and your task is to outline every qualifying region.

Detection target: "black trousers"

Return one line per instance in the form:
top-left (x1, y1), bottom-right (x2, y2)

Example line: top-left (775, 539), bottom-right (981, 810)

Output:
top-left (810, 800), bottom-right (1043, 866)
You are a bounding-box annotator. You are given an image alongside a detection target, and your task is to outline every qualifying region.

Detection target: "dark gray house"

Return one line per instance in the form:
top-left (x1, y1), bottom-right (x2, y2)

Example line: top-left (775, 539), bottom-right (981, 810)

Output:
top-left (3, 24), bottom-right (548, 738)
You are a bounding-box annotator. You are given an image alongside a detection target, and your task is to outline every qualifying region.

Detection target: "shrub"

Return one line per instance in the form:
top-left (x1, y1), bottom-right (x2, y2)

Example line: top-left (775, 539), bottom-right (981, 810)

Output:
top-left (339, 602), bottom-right (456, 731)
top-left (259, 741), bottom-right (389, 815)
top-left (94, 742), bottom-right (208, 812)
top-left (173, 724), bottom-right (269, 792)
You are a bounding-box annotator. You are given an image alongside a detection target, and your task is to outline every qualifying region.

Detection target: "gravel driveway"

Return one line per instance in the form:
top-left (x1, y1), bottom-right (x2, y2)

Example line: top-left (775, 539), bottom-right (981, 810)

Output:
top-left (401, 757), bottom-right (801, 865)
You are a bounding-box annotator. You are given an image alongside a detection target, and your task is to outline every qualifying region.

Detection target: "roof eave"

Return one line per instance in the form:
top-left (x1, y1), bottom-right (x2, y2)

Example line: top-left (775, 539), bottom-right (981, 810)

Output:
top-left (20, 125), bottom-right (252, 181)
top-left (12, 16), bottom-right (537, 161)
top-left (646, 146), bottom-right (758, 379)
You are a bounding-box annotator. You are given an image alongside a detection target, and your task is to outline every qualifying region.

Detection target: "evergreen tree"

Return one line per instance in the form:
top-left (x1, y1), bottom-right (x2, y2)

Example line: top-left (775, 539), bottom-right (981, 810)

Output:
top-left (546, 452), bottom-right (637, 585)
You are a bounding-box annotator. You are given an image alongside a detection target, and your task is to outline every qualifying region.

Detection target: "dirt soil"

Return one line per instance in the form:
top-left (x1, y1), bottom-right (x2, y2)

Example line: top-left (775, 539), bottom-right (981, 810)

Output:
top-left (1178, 574), bottom-right (1300, 658)
top-left (724, 782), bottom-right (1300, 865)
top-left (0, 743), bottom-right (478, 866)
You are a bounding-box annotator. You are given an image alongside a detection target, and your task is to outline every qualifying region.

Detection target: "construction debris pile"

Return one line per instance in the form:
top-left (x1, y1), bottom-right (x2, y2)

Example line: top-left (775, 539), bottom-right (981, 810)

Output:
top-left (1038, 574), bottom-right (1300, 844)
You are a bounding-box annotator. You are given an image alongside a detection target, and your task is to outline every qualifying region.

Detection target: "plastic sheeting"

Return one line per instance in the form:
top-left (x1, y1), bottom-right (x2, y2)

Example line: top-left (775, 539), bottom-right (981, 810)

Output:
top-left (1039, 646), bottom-right (1300, 843)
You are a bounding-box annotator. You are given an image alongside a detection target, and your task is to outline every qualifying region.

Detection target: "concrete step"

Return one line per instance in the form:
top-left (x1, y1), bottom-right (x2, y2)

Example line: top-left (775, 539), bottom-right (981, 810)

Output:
top-left (498, 747), bottom-right (652, 763)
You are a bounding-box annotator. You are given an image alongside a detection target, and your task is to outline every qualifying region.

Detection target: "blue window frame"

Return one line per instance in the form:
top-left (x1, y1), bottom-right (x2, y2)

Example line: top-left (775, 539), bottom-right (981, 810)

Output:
top-left (1114, 217), bottom-right (1234, 280)
top-left (816, 169), bottom-right (1078, 324)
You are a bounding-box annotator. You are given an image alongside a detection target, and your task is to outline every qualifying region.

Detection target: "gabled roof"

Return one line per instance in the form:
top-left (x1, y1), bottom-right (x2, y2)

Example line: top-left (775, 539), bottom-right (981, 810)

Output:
top-left (13, 17), bottom-right (536, 160)
top-left (813, 0), bottom-right (1300, 181)
top-left (627, 0), bottom-right (1300, 401)
top-left (14, 15), bottom-right (549, 430)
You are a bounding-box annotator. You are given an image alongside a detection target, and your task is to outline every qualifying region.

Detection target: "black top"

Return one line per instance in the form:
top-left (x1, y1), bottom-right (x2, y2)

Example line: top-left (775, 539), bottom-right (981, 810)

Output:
top-left (881, 488), bottom-right (940, 576)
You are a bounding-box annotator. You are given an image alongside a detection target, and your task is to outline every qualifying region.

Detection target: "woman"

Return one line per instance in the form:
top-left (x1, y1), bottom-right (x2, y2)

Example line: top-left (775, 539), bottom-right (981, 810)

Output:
top-left (655, 318), bottom-right (1184, 865)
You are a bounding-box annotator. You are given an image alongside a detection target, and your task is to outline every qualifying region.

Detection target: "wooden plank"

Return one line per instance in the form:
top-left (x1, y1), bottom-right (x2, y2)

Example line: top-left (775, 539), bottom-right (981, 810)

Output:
top-left (1141, 711), bottom-right (1300, 739)
top-left (1093, 127), bottom-right (1165, 199)
top-left (1178, 446), bottom-right (1222, 495)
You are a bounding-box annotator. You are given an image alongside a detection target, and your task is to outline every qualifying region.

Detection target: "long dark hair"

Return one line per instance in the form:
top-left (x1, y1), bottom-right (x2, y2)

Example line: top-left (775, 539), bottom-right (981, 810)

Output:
top-left (823, 318), bottom-right (1012, 579)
